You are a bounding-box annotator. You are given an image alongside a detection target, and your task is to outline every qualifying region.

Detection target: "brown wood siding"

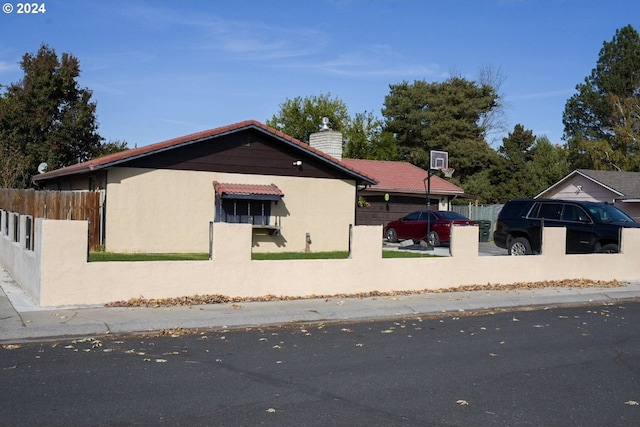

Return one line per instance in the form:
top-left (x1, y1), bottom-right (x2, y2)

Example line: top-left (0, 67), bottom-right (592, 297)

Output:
top-left (123, 129), bottom-right (355, 180)
top-left (355, 195), bottom-right (432, 226)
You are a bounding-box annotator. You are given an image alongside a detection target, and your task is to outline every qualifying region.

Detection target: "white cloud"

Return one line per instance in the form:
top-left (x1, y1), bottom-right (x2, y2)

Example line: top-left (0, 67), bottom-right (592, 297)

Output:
top-left (0, 60), bottom-right (18, 74)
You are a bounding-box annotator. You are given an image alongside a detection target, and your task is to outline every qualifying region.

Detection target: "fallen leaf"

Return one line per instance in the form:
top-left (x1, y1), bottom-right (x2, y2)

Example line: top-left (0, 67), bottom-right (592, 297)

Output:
top-left (625, 400), bottom-right (639, 406)
top-left (2, 344), bottom-right (21, 350)
top-left (266, 408), bottom-right (276, 413)
top-left (456, 400), bottom-right (469, 406)
top-left (381, 329), bottom-right (394, 334)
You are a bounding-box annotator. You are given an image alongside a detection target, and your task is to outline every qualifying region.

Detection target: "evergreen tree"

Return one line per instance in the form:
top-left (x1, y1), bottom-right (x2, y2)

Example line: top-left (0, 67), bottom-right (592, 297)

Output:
top-left (0, 44), bottom-right (112, 188)
top-left (382, 76), bottom-right (500, 183)
top-left (489, 125), bottom-right (570, 203)
top-left (563, 25), bottom-right (640, 170)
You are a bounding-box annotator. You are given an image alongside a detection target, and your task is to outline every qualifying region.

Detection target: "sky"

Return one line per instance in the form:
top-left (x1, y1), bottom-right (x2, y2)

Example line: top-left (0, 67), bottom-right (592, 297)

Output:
top-left (1, 0), bottom-right (639, 149)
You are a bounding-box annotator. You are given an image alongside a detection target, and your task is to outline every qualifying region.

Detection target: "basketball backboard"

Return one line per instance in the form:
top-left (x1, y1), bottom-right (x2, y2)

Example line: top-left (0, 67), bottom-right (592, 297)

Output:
top-left (429, 150), bottom-right (448, 170)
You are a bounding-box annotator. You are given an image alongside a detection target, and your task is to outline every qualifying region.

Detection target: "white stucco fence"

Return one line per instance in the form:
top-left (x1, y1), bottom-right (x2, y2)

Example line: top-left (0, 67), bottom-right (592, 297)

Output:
top-left (2, 216), bottom-right (640, 307)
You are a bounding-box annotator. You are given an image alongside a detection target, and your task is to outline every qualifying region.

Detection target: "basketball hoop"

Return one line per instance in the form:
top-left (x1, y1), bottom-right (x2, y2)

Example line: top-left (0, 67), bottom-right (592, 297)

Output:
top-left (441, 167), bottom-right (455, 178)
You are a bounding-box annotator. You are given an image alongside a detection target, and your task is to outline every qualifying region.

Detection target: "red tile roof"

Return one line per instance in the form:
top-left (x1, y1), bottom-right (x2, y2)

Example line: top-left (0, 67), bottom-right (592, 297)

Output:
top-left (340, 158), bottom-right (465, 195)
top-left (213, 182), bottom-right (284, 198)
top-left (32, 120), bottom-right (376, 185)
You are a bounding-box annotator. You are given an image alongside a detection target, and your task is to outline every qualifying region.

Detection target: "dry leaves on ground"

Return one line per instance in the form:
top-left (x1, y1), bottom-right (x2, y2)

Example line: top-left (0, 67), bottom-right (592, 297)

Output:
top-left (104, 279), bottom-right (624, 308)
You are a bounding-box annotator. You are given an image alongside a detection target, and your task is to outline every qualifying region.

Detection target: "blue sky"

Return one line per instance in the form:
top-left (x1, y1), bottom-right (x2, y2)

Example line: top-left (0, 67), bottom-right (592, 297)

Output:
top-left (1, 0), bottom-right (638, 149)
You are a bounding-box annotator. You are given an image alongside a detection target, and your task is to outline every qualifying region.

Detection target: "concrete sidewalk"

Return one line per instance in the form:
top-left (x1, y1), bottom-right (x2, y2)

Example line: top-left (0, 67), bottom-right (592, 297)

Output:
top-left (1, 266), bottom-right (639, 345)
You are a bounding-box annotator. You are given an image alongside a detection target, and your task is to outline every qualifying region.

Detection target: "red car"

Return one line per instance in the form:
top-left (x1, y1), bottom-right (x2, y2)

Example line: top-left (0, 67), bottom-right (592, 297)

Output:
top-left (384, 210), bottom-right (477, 246)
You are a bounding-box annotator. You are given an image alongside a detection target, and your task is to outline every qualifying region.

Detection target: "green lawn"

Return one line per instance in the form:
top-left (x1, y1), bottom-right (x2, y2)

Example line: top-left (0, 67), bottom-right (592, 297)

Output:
top-left (89, 250), bottom-right (438, 262)
top-left (88, 252), bottom-right (210, 262)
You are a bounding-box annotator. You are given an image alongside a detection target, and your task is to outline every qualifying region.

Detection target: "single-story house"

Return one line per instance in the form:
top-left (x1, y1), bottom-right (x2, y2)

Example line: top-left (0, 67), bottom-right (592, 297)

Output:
top-left (32, 120), bottom-right (376, 253)
top-left (341, 159), bottom-right (466, 226)
top-left (536, 169), bottom-right (640, 221)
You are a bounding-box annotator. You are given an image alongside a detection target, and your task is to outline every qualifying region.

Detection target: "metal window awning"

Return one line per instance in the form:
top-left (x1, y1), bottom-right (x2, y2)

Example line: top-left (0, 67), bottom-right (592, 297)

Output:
top-left (213, 182), bottom-right (284, 201)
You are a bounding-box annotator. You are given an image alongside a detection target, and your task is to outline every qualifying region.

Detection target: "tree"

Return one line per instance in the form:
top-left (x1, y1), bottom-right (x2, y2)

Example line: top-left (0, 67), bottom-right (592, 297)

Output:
top-left (97, 140), bottom-right (129, 157)
top-left (267, 94), bottom-right (397, 161)
top-left (563, 25), bottom-right (640, 170)
top-left (529, 136), bottom-right (570, 190)
top-left (0, 44), bottom-right (119, 188)
top-left (342, 111), bottom-right (398, 160)
top-left (489, 124), bottom-right (538, 202)
top-left (477, 65), bottom-right (509, 145)
top-left (488, 125), bottom-right (570, 203)
top-left (382, 77), bottom-right (499, 178)
top-left (266, 93), bottom-right (349, 143)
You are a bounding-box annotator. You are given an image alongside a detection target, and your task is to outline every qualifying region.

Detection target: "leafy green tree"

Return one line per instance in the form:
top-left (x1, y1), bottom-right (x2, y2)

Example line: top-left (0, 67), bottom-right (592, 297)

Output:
top-left (0, 44), bottom-right (124, 188)
top-left (97, 140), bottom-right (129, 157)
top-left (382, 76), bottom-right (499, 178)
top-left (267, 94), bottom-right (397, 161)
top-left (563, 25), bottom-right (640, 170)
top-left (343, 111), bottom-right (398, 160)
top-left (266, 93), bottom-right (349, 143)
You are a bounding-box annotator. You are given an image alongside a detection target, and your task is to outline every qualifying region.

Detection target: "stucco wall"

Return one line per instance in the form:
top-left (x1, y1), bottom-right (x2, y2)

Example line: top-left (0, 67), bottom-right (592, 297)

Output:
top-left (104, 167), bottom-right (355, 253)
top-left (0, 212), bottom-right (40, 301)
top-left (3, 218), bottom-right (639, 307)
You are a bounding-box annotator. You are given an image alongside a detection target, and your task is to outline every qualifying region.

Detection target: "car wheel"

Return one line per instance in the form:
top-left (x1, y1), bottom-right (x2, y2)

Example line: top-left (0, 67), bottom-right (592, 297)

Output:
top-left (508, 237), bottom-right (532, 255)
top-left (598, 243), bottom-right (619, 253)
top-left (428, 231), bottom-right (440, 247)
top-left (385, 228), bottom-right (398, 243)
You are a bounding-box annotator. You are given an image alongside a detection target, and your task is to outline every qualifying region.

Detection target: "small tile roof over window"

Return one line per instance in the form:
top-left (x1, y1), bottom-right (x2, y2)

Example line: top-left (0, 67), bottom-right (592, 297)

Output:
top-left (340, 159), bottom-right (465, 195)
top-left (213, 181), bottom-right (284, 200)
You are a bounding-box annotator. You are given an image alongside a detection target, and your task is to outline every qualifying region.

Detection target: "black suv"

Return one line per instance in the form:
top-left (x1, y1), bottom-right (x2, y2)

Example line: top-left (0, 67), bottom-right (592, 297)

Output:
top-left (493, 199), bottom-right (640, 255)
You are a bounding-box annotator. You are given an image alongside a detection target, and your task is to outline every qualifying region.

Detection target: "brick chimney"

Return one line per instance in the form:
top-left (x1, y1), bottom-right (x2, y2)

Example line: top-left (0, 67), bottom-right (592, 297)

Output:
top-left (309, 117), bottom-right (343, 160)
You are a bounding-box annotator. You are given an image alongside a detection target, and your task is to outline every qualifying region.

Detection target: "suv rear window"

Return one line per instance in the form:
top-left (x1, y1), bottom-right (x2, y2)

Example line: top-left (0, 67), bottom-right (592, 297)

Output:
top-left (532, 203), bottom-right (563, 220)
top-left (498, 200), bottom-right (533, 219)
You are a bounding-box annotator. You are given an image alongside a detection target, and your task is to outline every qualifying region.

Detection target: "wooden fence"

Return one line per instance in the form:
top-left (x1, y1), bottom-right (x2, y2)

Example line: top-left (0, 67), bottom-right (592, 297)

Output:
top-left (0, 189), bottom-right (102, 251)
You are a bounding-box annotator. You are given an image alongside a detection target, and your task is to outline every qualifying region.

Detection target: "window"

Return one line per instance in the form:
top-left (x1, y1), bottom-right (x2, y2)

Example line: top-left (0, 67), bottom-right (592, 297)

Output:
top-left (561, 205), bottom-right (590, 222)
top-left (219, 199), bottom-right (272, 225)
top-left (404, 212), bottom-right (421, 221)
top-left (13, 213), bottom-right (19, 243)
top-left (213, 182), bottom-right (283, 230)
top-left (533, 203), bottom-right (562, 220)
top-left (25, 216), bottom-right (33, 250)
top-left (3, 211), bottom-right (8, 236)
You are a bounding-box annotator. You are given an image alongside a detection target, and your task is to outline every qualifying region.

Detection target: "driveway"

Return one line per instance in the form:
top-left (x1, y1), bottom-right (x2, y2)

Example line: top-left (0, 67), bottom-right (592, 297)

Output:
top-left (383, 240), bottom-right (507, 256)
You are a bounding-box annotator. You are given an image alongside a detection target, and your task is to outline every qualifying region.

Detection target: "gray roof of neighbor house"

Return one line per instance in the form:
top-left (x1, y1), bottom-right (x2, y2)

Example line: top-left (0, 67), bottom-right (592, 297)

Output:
top-left (32, 120), bottom-right (377, 185)
top-left (540, 169), bottom-right (640, 199)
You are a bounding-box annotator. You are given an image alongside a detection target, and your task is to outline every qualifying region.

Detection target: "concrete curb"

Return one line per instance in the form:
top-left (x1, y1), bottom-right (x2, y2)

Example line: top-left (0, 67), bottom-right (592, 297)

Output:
top-left (2, 279), bottom-right (639, 344)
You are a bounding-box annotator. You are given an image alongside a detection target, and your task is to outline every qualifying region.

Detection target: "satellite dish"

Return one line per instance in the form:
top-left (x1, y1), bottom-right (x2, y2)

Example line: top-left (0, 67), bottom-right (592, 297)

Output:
top-left (37, 162), bottom-right (48, 174)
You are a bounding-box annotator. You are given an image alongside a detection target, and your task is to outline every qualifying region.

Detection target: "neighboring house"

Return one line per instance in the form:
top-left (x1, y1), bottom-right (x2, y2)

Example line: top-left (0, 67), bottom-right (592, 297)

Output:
top-left (32, 120), bottom-right (376, 253)
top-left (536, 169), bottom-right (640, 221)
top-left (340, 159), bottom-right (466, 227)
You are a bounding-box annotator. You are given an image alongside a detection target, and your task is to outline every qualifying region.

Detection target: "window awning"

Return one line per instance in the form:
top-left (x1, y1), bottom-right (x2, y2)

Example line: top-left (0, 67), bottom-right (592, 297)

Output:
top-left (213, 181), bottom-right (284, 201)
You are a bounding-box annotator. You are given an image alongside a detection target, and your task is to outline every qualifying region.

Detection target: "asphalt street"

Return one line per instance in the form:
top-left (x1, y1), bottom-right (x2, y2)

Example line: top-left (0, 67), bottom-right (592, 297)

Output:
top-left (1, 303), bottom-right (639, 427)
